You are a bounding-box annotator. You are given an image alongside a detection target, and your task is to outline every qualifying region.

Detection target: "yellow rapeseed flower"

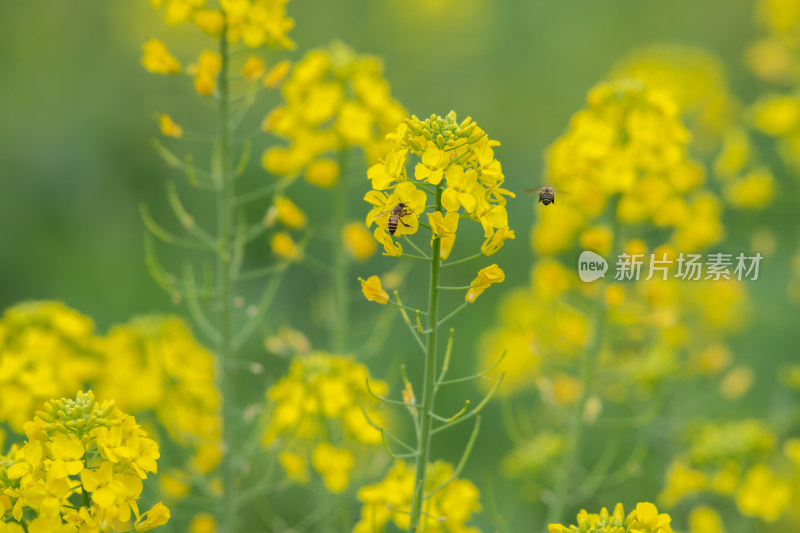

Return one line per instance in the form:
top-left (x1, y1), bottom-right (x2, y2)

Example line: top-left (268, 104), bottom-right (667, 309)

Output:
top-left (188, 512), bottom-right (218, 533)
top-left (270, 231), bottom-right (303, 260)
top-left (242, 55), bottom-right (266, 81)
top-left (750, 93), bottom-right (800, 136)
top-left (264, 42), bottom-right (406, 180)
top-left (610, 45), bottom-right (736, 144)
top-left (427, 211), bottom-right (459, 238)
top-left (342, 222), bottom-right (376, 261)
top-left (687, 505), bottom-right (725, 533)
top-left (723, 168), bottom-right (775, 209)
top-left (193, 9), bottom-right (224, 36)
top-left (466, 264), bottom-right (505, 303)
top-left (311, 443), bottom-right (354, 493)
top-left (149, 0), bottom-right (294, 49)
top-left (221, 0), bottom-right (295, 49)
top-left (135, 502), bottom-right (171, 531)
top-left (278, 451), bottom-right (309, 483)
top-left (263, 59), bottom-right (291, 88)
top-left (481, 225), bottom-right (515, 256)
top-left (160, 469), bottom-right (191, 499)
top-left (274, 195), bottom-right (307, 228)
top-left (373, 226), bottom-right (403, 257)
top-left (192, 50), bottom-right (222, 96)
top-left (158, 113), bottom-right (183, 138)
top-left (304, 158), bottom-right (339, 187)
top-left (141, 39), bottom-right (181, 75)
top-left (359, 275), bottom-right (389, 304)
top-left (735, 464), bottom-right (792, 522)
top-left (365, 181), bottom-right (427, 238)
top-left (660, 460), bottom-right (708, 507)
top-left (353, 460), bottom-right (481, 533)
top-left (262, 353), bottom-right (388, 492)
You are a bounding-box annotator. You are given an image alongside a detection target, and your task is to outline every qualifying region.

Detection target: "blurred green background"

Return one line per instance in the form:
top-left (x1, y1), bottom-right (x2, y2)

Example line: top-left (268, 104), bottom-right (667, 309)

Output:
top-left (1, 0), bottom-right (797, 531)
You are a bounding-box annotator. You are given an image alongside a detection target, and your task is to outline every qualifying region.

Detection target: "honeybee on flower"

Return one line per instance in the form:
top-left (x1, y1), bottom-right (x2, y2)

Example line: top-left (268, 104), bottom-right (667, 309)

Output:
top-left (366, 182), bottom-right (426, 237)
top-left (365, 111), bottom-right (515, 256)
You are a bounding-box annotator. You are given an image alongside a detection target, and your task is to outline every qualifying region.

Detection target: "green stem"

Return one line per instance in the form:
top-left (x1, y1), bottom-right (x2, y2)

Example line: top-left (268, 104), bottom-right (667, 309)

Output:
top-left (81, 453), bottom-right (91, 509)
top-left (408, 182), bottom-right (443, 532)
top-left (332, 148), bottom-right (349, 352)
top-left (216, 24), bottom-right (237, 533)
top-left (545, 195), bottom-right (620, 526)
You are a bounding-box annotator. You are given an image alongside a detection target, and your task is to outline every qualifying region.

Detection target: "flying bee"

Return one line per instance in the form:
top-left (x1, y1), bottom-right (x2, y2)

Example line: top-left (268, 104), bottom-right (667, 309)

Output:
top-left (373, 202), bottom-right (414, 235)
top-left (525, 186), bottom-right (565, 206)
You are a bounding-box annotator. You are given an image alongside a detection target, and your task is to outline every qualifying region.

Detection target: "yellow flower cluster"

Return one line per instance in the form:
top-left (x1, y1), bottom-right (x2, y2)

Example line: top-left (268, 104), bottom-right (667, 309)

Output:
top-left (266, 195), bottom-right (307, 260)
top-left (548, 502), bottom-right (673, 533)
top-left (261, 353), bottom-right (387, 493)
top-left (610, 45), bottom-right (735, 146)
top-left (479, 74), bottom-right (750, 399)
top-left (611, 45), bottom-right (775, 212)
top-left (191, 50), bottom-right (222, 96)
top-left (660, 420), bottom-right (797, 523)
top-left (0, 301), bottom-right (102, 433)
top-left (353, 460), bottom-right (481, 533)
top-left (366, 111), bottom-right (515, 257)
top-left (148, 0), bottom-right (295, 49)
top-left (537, 78), bottom-right (720, 254)
top-left (95, 316), bottom-right (221, 475)
top-left (141, 39), bottom-right (181, 75)
top-left (748, 1), bottom-right (800, 306)
top-left (479, 264), bottom-right (746, 397)
top-left (0, 301), bottom-right (223, 504)
top-left (262, 42), bottom-right (407, 183)
top-left (748, 0), bottom-right (800, 85)
top-left (1, 391), bottom-right (169, 532)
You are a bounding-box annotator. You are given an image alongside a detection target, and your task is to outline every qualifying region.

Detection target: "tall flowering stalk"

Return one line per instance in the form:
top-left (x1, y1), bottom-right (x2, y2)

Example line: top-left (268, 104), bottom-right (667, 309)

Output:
top-left (263, 42), bottom-right (406, 351)
top-left (140, 1), bottom-right (297, 530)
top-left (360, 111), bottom-right (514, 532)
top-left (475, 77), bottom-right (747, 527)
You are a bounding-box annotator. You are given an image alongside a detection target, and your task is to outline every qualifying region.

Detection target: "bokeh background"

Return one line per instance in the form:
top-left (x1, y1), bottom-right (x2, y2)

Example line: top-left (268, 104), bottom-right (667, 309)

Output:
top-left (1, 0), bottom-right (798, 531)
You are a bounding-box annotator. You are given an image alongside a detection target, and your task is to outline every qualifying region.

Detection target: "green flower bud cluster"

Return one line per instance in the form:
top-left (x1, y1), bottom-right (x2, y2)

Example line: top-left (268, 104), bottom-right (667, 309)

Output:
top-left (404, 112), bottom-right (481, 150)
top-left (549, 503), bottom-right (673, 533)
top-left (34, 390), bottom-right (116, 437)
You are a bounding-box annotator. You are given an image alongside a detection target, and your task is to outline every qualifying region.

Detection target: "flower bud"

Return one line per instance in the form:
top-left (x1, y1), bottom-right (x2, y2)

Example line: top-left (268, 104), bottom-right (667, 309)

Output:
top-left (467, 131), bottom-right (484, 144)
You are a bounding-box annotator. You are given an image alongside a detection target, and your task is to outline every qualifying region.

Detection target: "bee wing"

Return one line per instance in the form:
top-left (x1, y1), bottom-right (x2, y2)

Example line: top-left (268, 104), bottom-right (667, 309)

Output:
top-left (371, 209), bottom-right (391, 221)
top-left (527, 188), bottom-right (570, 195)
